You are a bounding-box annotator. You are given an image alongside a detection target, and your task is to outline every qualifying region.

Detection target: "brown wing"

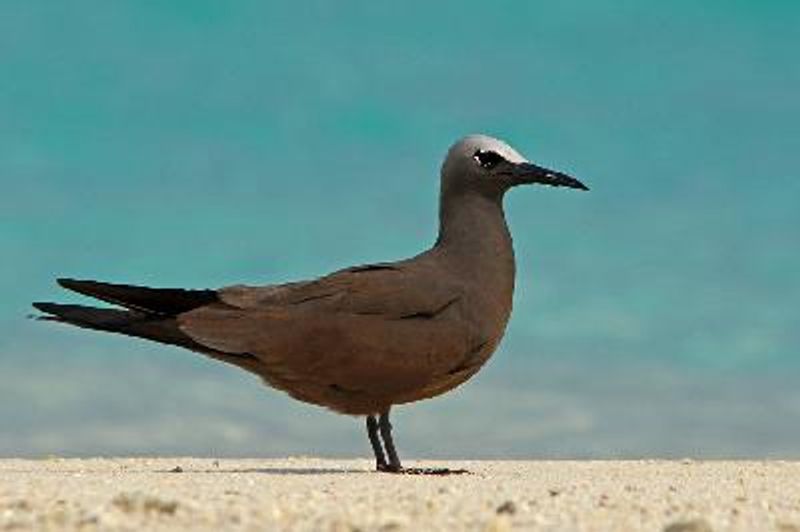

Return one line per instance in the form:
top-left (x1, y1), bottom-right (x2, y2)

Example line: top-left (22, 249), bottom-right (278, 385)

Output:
top-left (212, 262), bottom-right (462, 319)
top-left (177, 262), bottom-right (476, 410)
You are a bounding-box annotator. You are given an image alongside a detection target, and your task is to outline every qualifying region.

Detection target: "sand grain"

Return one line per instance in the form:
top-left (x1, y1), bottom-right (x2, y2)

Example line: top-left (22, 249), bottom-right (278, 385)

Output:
top-left (1, 458), bottom-right (798, 531)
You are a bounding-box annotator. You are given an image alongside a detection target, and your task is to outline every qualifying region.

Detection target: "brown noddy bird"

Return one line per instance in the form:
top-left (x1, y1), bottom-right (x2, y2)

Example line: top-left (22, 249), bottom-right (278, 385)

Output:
top-left (33, 134), bottom-right (587, 474)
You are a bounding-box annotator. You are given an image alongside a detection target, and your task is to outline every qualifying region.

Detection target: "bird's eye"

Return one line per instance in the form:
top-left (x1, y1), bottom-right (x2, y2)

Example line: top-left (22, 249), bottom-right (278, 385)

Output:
top-left (473, 150), bottom-right (505, 169)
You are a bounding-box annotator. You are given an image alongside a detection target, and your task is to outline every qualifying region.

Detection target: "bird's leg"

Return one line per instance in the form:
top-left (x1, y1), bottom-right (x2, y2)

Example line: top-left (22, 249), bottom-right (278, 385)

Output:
top-left (365, 415), bottom-right (387, 471)
top-left (376, 409), bottom-right (470, 476)
top-left (378, 410), bottom-right (403, 472)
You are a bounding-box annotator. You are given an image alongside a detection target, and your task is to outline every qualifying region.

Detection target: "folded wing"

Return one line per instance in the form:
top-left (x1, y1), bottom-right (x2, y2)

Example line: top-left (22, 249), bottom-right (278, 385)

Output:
top-left (178, 262), bottom-right (476, 405)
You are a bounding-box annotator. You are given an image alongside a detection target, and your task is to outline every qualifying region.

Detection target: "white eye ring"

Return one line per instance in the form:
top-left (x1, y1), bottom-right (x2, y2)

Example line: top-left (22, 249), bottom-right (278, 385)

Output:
top-left (473, 150), bottom-right (505, 169)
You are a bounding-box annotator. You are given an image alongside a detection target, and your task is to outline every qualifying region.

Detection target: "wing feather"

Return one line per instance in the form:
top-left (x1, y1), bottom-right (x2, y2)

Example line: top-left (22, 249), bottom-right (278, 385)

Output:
top-left (177, 262), bottom-right (475, 399)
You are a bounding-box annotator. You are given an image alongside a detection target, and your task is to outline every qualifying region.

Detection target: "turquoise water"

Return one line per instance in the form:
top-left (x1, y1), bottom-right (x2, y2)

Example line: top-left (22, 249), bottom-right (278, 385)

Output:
top-left (2, 2), bottom-right (799, 457)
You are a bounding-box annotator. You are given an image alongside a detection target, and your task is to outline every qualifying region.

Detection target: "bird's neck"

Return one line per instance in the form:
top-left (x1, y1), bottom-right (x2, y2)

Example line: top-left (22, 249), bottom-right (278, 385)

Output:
top-left (435, 191), bottom-right (516, 294)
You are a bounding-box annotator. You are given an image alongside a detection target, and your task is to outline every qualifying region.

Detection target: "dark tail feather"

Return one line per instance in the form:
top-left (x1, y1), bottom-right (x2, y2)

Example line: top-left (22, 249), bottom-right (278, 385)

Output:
top-left (32, 302), bottom-right (204, 351)
top-left (34, 302), bottom-right (136, 327)
top-left (33, 301), bottom-right (262, 372)
top-left (56, 278), bottom-right (217, 316)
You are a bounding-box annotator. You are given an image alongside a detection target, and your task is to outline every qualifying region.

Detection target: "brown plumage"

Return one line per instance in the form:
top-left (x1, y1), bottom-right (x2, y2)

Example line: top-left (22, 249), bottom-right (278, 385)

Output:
top-left (34, 134), bottom-right (587, 473)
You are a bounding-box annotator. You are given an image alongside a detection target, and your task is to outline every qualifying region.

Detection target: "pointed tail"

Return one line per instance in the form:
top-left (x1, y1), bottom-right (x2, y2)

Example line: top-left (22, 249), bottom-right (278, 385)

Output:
top-left (32, 302), bottom-right (201, 350)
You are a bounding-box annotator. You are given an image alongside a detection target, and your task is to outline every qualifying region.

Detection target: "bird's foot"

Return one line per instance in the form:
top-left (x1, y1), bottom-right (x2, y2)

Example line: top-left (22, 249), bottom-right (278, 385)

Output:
top-left (376, 462), bottom-right (401, 473)
top-left (399, 467), bottom-right (470, 476)
top-left (376, 464), bottom-right (469, 475)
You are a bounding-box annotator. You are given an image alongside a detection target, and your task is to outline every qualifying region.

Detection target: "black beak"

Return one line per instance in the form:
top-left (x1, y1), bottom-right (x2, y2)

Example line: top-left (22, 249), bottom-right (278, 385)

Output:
top-left (510, 162), bottom-right (589, 191)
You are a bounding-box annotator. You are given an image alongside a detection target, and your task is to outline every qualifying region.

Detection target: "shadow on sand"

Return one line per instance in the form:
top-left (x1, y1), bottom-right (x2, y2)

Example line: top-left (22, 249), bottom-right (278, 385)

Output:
top-left (155, 467), bottom-right (366, 475)
top-left (154, 466), bottom-right (470, 476)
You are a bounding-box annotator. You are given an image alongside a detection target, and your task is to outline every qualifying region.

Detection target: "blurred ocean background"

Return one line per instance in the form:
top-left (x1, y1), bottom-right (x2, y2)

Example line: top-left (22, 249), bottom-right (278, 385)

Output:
top-left (1, 2), bottom-right (798, 458)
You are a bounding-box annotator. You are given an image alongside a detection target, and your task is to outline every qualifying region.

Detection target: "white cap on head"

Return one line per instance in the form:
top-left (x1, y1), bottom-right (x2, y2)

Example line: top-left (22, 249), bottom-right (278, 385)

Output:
top-left (447, 134), bottom-right (528, 165)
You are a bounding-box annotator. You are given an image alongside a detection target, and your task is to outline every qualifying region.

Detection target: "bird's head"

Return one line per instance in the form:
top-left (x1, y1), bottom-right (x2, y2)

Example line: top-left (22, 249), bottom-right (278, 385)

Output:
top-left (441, 134), bottom-right (588, 198)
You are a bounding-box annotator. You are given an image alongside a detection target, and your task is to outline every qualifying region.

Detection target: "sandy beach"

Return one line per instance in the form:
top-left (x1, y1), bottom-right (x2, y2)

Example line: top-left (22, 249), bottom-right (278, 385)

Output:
top-left (1, 458), bottom-right (799, 531)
